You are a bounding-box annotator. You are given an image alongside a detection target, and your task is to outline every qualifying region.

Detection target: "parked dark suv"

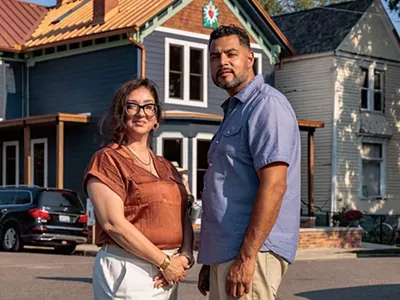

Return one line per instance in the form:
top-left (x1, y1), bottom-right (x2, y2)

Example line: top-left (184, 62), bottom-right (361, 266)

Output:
top-left (0, 185), bottom-right (88, 254)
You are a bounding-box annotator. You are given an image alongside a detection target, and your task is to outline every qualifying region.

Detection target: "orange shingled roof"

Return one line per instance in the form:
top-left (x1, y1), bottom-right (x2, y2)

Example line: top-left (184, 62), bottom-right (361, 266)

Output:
top-left (0, 0), bottom-right (48, 52)
top-left (24, 0), bottom-right (173, 50)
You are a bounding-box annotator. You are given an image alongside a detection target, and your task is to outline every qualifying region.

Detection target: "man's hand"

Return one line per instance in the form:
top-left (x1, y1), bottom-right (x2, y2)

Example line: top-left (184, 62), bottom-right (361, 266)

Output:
top-left (197, 265), bottom-right (210, 296)
top-left (226, 257), bottom-right (256, 297)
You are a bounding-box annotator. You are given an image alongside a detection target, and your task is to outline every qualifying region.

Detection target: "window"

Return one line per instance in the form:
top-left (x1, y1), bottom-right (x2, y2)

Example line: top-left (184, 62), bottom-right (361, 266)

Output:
top-left (14, 191), bottom-right (31, 205)
top-left (31, 139), bottom-right (48, 187)
top-left (191, 133), bottom-right (214, 200)
top-left (253, 52), bottom-right (262, 75)
top-left (360, 67), bottom-right (384, 112)
top-left (165, 38), bottom-right (208, 107)
top-left (2, 141), bottom-right (19, 186)
top-left (0, 191), bottom-right (15, 205)
top-left (361, 142), bottom-right (385, 198)
top-left (156, 132), bottom-right (188, 176)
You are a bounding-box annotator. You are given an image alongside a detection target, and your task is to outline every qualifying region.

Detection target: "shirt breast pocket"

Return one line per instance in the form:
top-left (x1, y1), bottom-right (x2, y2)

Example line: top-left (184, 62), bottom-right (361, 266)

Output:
top-left (221, 124), bottom-right (243, 156)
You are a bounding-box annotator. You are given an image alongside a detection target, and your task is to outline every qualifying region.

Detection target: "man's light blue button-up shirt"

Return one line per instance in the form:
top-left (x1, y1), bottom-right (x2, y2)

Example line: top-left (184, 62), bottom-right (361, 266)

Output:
top-left (198, 75), bottom-right (301, 265)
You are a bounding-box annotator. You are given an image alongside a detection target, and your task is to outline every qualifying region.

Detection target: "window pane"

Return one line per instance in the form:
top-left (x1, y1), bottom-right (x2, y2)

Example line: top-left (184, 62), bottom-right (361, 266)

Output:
top-left (374, 71), bottom-right (381, 90)
top-left (253, 58), bottom-right (259, 75)
top-left (362, 143), bottom-right (382, 159)
top-left (170, 45), bottom-right (183, 72)
top-left (169, 72), bottom-right (183, 99)
top-left (361, 89), bottom-right (368, 109)
top-left (362, 69), bottom-right (369, 88)
top-left (190, 49), bottom-right (202, 74)
top-left (14, 191), bottom-right (31, 205)
top-left (163, 139), bottom-right (182, 167)
top-left (190, 75), bottom-right (202, 101)
top-left (374, 91), bottom-right (382, 111)
top-left (33, 143), bottom-right (45, 187)
top-left (362, 160), bottom-right (381, 196)
top-left (5, 145), bottom-right (17, 185)
top-left (197, 140), bottom-right (211, 199)
top-left (0, 191), bottom-right (15, 205)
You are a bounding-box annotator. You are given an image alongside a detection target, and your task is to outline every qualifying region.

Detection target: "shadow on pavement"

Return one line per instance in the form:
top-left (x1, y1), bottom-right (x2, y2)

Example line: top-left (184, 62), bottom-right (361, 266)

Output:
top-left (296, 284), bottom-right (400, 300)
top-left (37, 277), bottom-right (92, 284)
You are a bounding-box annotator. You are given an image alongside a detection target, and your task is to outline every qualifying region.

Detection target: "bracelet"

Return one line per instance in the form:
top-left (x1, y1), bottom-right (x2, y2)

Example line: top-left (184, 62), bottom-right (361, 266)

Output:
top-left (158, 254), bottom-right (171, 272)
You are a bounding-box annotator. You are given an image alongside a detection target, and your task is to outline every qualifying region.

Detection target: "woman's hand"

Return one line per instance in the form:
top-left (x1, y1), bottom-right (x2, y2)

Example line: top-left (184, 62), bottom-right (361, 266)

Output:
top-left (153, 256), bottom-right (188, 288)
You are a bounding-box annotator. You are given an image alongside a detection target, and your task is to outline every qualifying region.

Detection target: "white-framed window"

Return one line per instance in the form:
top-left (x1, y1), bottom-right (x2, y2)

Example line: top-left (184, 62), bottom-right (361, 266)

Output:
top-left (165, 38), bottom-right (208, 108)
top-left (360, 66), bottom-right (384, 112)
top-left (253, 52), bottom-right (262, 75)
top-left (191, 133), bottom-right (213, 200)
top-left (360, 139), bottom-right (386, 199)
top-left (2, 141), bottom-right (19, 186)
top-left (156, 132), bottom-right (188, 176)
top-left (30, 138), bottom-right (48, 188)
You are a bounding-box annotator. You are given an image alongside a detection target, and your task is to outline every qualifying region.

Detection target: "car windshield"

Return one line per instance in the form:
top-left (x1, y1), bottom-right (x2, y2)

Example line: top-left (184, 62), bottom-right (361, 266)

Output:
top-left (38, 190), bottom-right (84, 212)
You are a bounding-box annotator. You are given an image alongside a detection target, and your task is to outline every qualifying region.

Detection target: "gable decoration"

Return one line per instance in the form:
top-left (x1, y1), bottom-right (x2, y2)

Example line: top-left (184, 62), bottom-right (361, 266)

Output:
top-left (203, 1), bottom-right (219, 29)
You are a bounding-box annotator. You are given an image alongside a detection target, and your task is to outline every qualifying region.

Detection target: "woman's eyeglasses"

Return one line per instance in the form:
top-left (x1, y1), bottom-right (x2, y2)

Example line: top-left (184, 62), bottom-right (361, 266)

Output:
top-left (125, 101), bottom-right (159, 117)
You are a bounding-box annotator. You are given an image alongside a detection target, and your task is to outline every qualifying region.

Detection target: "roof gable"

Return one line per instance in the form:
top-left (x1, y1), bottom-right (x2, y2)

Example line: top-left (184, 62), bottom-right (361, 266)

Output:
top-left (272, 0), bottom-right (374, 55)
top-left (0, 0), bottom-right (48, 52)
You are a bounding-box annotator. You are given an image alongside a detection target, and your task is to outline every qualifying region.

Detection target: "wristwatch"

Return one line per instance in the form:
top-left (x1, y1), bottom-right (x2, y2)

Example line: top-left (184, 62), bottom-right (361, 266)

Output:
top-left (158, 254), bottom-right (171, 272)
top-left (180, 251), bottom-right (195, 269)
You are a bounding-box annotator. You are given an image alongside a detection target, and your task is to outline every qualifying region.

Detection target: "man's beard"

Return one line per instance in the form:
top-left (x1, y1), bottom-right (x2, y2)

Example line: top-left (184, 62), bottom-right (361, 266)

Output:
top-left (213, 69), bottom-right (248, 90)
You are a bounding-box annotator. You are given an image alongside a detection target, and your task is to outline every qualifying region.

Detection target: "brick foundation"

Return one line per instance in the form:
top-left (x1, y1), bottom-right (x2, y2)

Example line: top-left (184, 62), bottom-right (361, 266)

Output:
top-left (193, 227), bottom-right (363, 251)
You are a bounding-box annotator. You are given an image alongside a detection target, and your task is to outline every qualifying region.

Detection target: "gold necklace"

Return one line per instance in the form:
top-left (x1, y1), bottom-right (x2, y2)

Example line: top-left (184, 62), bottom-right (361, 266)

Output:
top-left (127, 147), bottom-right (151, 166)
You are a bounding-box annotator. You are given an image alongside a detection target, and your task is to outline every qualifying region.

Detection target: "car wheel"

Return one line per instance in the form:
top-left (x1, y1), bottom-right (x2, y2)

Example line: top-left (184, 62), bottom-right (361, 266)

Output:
top-left (54, 244), bottom-right (76, 255)
top-left (1, 224), bottom-right (22, 252)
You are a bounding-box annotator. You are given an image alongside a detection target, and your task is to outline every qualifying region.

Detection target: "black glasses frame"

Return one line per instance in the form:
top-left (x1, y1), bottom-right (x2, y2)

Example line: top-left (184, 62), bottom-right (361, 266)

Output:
top-left (125, 101), bottom-right (159, 117)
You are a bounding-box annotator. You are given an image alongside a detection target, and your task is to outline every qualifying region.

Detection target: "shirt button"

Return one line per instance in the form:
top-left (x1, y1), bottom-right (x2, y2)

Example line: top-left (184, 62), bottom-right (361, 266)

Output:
top-left (209, 163), bottom-right (213, 167)
top-left (216, 140), bottom-right (219, 144)
top-left (227, 131), bottom-right (230, 134)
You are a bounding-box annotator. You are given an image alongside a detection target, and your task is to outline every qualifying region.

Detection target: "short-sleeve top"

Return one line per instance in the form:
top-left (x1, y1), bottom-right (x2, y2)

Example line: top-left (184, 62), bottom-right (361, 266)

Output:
top-left (83, 143), bottom-right (188, 250)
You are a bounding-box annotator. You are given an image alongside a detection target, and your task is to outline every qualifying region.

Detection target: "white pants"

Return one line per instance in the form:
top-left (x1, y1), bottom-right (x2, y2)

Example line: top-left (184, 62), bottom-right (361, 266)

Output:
top-left (93, 244), bottom-right (178, 300)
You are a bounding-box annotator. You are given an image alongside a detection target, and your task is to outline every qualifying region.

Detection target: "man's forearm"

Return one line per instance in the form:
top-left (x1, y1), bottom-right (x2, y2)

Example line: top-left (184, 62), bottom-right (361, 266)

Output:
top-left (239, 182), bottom-right (286, 261)
top-left (181, 213), bottom-right (194, 254)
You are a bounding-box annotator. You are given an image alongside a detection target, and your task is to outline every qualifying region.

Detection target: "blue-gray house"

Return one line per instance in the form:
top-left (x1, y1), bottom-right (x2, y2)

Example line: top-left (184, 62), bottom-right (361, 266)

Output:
top-left (0, 0), bottom-right (322, 208)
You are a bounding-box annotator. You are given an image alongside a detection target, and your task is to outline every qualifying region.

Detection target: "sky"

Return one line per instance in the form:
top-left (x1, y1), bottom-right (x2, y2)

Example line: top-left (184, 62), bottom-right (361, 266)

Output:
top-left (24, 0), bottom-right (400, 34)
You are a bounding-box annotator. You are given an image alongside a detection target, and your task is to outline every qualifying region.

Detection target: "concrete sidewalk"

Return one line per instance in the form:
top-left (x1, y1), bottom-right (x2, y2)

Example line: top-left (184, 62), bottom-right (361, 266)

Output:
top-left (75, 242), bottom-right (399, 260)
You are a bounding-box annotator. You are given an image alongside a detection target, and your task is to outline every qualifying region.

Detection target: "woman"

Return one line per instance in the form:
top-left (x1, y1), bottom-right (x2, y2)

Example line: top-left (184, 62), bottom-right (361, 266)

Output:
top-left (84, 78), bottom-right (194, 299)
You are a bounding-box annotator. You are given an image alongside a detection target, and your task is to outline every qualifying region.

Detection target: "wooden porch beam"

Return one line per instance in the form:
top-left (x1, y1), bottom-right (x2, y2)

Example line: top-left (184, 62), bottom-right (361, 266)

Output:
top-left (24, 126), bottom-right (31, 185)
top-left (308, 129), bottom-right (315, 217)
top-left (56, 121), bottom-right (64, 189)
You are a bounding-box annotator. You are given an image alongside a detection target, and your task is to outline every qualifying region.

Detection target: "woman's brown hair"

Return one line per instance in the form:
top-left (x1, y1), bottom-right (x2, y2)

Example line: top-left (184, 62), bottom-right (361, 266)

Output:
top-left (98, 78), bottom-right (162, 146)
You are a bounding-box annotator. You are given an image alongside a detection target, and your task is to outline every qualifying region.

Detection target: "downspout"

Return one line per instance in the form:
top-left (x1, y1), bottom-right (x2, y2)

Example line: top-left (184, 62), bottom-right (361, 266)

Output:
top-left (26, 64), bottom-right (30, 117)
top-left (128, 30), bottom-right (146, 78)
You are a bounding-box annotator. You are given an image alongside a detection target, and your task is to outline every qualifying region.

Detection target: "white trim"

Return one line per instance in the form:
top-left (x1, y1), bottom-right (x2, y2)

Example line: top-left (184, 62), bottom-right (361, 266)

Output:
top-left (331, 57), bottom-right (338, 215)
top-left (30, 138), bottom-right (48, 188)
top-left (156, 132), bottom-right (188, 174)
top-left (191, 133), bottom-right (214, 199)
top-left (253, 52), bottom-right (262, 74)
top-left (283, 51), bottom-right (335, 63)
top-left (359, 137), bottom-right (387, 200)
top-left (2, 141), bottom-right (19, 186)
top-left (360, 64), bottom-right (384, 112)
top-left (155, 27), bottom-right (262, 49)
top-left (335, 50), bottom-right (400, 67)
top-left (165, 38), bottom-right (208, 108)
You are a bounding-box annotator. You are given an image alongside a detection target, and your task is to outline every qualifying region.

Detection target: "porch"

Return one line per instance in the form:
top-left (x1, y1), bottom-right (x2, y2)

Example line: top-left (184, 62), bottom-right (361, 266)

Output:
top-left (0, 113), bottom-right (90, 188)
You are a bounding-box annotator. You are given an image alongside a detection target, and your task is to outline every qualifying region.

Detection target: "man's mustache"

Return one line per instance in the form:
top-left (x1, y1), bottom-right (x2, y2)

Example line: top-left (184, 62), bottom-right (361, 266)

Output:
top-left (217, 68), bottom-right (234, 76)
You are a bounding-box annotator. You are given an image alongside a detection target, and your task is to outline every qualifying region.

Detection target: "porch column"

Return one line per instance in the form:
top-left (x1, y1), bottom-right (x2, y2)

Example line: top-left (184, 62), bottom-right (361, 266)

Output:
top-left (308, 129), bottom-right (315, 217)
top-left (24, 125), bottom-right (31, 185)
top-left (56, 120), bottom-right (64, 189)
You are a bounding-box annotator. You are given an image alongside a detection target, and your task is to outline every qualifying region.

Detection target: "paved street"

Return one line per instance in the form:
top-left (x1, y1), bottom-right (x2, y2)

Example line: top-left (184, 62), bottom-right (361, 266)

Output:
top-left (1, 249), bottom-right (400, 299)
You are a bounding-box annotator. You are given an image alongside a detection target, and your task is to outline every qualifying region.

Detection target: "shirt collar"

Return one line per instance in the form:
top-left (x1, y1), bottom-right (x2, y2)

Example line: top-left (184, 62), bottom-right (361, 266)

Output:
top-left (234, 74), bottom-right (264, 103)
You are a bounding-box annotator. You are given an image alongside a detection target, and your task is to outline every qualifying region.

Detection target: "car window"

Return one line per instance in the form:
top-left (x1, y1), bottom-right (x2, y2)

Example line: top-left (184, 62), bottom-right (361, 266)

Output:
top-left (38, 190), bottom-right (84, 212)
top-left (0, 191), bottom-right (15, 205)
top-left (14, 191), bottom-right (31, 205)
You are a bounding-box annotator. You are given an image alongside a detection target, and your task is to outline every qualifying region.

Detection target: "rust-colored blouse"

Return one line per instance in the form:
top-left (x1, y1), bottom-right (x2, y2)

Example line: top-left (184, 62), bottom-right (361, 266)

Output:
top-left (83, 143), bottom-right (188, 250)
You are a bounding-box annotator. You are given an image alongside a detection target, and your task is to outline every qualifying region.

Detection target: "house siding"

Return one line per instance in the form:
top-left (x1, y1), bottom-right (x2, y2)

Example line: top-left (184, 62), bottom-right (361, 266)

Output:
top-left (275, 54), bottom-right (335, 214)
top-left (144, 30), bottom-right (274, 115)
top-left (28, 45), bottom-right (140, 198)
top-left (334, 55), bottom-right (400, 215)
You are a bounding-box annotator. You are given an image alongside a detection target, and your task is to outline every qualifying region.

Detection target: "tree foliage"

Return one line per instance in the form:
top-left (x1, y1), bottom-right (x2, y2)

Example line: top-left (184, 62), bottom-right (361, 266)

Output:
top-left (387, 0), bottom-right (399, 16)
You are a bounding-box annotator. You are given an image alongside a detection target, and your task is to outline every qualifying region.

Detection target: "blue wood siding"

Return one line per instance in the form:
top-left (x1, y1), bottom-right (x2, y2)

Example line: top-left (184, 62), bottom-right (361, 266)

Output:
top-left (28, 45), bottom-right (140, 198)
top-left (144, 30), bottom-right (275, 115)
top-left (5, 62), bottom-right (24, 119)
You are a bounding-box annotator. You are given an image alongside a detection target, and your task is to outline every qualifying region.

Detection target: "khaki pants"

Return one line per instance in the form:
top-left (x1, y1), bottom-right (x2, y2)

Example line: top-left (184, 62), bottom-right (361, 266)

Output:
top-left (93, 244), bottom-right (178, 300)
top-left (209, 251), bottom-right (288, 300)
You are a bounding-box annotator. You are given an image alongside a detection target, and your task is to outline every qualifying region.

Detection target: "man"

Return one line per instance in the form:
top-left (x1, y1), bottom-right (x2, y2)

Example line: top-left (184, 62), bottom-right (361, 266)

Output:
top-left (197, 25), bottom-right (301, 300)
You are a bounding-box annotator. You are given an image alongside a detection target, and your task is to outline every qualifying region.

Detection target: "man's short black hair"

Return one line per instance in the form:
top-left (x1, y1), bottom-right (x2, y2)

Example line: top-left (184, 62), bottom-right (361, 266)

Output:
top-left (209, 25), bottom-right (250, 49)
